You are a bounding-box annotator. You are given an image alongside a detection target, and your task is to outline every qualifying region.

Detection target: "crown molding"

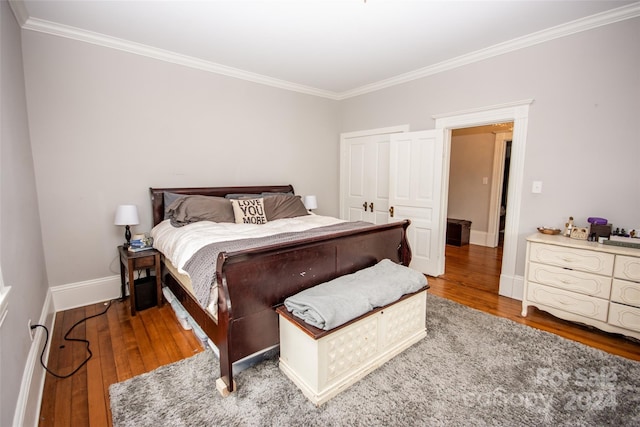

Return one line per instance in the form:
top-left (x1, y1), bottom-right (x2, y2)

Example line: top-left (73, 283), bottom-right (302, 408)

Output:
top-left (20, 16), bottom-right (339, 100)
top-left (15, 1), bottom-right (640, 101)
top-left (336, 2), bottom-right (640, 100)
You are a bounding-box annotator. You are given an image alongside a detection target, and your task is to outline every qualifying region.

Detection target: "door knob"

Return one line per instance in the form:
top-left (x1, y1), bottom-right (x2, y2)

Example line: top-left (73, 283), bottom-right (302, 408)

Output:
top-left (369, 202), bottom-right (374, 211)
top-left (362, 202), bottom-right (368, 212)
top-left (389, 206), bottom-right (394, 217)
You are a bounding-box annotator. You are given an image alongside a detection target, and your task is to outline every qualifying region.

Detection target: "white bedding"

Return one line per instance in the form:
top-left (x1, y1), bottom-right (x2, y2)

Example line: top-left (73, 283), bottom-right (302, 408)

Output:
top-left (151, 214), bottom-right (346, 276)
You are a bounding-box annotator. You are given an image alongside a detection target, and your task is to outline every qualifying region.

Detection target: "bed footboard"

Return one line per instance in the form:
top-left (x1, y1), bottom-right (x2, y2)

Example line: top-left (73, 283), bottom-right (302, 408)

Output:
top-left (215, 220), bottom-right (411, 393)
top-left (150, 186), bottom-right (412, 396)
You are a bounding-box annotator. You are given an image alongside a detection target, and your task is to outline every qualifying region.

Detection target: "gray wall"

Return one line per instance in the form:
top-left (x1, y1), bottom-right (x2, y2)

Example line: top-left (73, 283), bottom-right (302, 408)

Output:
top-left (448, 130), bottom-right (496, 231)
top-left (3, 9), bottom-right (640, 423)
top-left (0, 1), bottom-right (50, 425)
top-left (21, 31), bottom-right (340, 287)
top-left (17, 14), bottom-right (640, 290)
top-left (340, 17), bottom-right (640, 275)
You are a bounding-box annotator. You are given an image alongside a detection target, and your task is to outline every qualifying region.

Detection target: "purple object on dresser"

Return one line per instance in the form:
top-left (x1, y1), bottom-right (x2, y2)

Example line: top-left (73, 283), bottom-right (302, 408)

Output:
top-left (587, 217), bottom-right (608, 225)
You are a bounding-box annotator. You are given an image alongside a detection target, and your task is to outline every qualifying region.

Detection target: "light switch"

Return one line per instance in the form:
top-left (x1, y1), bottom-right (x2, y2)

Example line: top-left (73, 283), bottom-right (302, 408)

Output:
top-left (532, 181), bottom-right (543, 193)
top-left (482, 177), bottom-right (488, 185)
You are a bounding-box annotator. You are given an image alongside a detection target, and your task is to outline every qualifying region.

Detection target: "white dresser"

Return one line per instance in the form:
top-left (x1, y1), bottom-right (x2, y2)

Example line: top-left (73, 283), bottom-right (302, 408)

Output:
top-left (522, 233), bottom-right (640, 340)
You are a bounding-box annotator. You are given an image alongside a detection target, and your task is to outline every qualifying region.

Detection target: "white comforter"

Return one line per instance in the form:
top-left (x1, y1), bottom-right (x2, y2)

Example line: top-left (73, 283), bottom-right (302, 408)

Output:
top-left (151, 214), bottom-right (346, 276)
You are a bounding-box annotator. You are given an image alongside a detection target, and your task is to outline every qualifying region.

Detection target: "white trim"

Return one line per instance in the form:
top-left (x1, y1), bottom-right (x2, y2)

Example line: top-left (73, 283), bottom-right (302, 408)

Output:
top-left (50, 275), bottom-right (121, 312)
top-left (0, 259), bottom-right (9, 329)
top-left (487, 131), bottom-right (511, 248)
top-left (433, 99), bottom-right (535, 120)
top-left (13, 291), bottom-right (55, 427)
top-left (12, 2), bottom-right (640, 100)
top-left (336, 3), bottom-right (640, 99)
top-left (435, 100), bottom-right (532, 299)
top-left (19, 17), bottom-right (337, 100)
top-left (339, 125), bottom-right (410, 140)
top-left (0, 286), bottom-right (10, 329)
top-left (469, 230), bottom-right (490, 248)
top-left (14, 275), bottom-right (121, 426)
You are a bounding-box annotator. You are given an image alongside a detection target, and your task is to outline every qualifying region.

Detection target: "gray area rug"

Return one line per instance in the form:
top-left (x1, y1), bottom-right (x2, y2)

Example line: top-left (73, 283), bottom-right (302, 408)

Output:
top-left (110, 294), bottom-right (640, 426)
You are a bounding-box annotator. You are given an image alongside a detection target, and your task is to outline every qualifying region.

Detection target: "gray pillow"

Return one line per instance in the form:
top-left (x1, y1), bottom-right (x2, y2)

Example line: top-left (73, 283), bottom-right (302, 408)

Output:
top-left (263, 194), bottom-right (310, 220)
top-left (163, 192), bottom-right (186, 219)
top-left (167, 195), bottom-right (235, 226)
top-left (224, 193), bottom-right (261, 199)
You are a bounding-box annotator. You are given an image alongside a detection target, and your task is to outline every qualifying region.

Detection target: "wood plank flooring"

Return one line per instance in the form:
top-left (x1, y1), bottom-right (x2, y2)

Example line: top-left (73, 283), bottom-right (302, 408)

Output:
top-left (38, 299), bottom-right (203, 426)
top-left (38, 243), bottom-right (639, 426)
top-left (429, 244), bottom-right (640, 361)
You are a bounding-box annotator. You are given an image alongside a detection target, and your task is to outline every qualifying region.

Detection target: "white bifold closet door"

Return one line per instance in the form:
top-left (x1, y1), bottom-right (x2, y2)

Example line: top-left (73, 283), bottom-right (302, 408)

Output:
top-left (340, 127), bottom-right (445, 276)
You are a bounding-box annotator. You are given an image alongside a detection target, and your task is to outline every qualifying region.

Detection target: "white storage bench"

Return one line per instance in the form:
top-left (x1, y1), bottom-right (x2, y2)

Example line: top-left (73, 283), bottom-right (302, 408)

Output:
top-left (276, 287), bottom-right (427, 406)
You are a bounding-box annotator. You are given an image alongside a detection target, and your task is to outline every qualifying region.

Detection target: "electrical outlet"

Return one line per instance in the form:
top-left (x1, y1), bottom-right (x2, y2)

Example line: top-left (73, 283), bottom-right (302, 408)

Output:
top-left (28, 319), bottom-right (35, 341)
top-left (532, 181), bottom-right (543, 194)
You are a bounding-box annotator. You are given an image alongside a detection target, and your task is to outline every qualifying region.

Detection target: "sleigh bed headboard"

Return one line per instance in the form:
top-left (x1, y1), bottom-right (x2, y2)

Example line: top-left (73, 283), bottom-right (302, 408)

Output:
top-left (149, 185), bottom-right (295, 226)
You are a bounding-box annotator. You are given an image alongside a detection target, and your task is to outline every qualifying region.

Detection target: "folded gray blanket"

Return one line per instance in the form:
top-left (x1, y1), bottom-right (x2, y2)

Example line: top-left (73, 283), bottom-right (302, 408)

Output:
top-left (284, 259), bottom-right (427, 330)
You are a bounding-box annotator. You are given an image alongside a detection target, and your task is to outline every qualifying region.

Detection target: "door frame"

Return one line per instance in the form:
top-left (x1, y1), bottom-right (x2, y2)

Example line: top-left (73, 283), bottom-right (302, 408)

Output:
top-left (434, 99), bottom-right (533, 299)
top-left (487, 130), bottom-right (512, 248)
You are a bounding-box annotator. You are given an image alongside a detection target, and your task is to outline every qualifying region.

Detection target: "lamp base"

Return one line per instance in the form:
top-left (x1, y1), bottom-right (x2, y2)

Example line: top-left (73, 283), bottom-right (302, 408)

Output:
top-left (125, 225), bottom-right (131, 248)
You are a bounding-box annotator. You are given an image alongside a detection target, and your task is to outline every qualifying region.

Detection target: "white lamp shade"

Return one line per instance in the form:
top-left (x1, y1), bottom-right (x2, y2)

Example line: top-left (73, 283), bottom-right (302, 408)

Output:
top-left (114, 205), bottom-right (140, 226)
top-left (303, 195), bottom-right (318, 210)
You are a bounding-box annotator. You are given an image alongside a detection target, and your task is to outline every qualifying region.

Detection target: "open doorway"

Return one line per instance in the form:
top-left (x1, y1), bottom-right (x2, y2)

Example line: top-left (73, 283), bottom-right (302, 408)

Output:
top-left (444, 122), bottom-right (513, 293)
top-left (434, 99), bottom-right (531, 300)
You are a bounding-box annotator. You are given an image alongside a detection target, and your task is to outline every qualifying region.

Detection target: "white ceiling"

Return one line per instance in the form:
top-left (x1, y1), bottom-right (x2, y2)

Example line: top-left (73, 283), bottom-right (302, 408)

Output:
top-left (12, 0), bottom-right (640, 99)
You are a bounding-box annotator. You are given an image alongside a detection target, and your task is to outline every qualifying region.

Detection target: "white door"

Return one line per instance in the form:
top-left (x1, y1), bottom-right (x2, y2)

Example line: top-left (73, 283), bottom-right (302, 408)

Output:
top-left (389, 130), bottom-right (445, 276)
top-left (340, 133), bottom-right (392, 224)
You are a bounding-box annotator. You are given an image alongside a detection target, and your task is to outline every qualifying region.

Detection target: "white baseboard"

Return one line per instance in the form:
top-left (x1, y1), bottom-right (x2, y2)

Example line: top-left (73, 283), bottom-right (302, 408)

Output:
top-left (15, 275), bottom-right (122, 426)
top-left (499, 273), bottom-right (524, 301)
top-left (51, 275), bottom-right (122, 312)
top-left (469, 230), bottom-right (487, 246)
top-left (469, 230), bottom-right (503, 248)
top-left (13, 291), bottom-right (55, 427)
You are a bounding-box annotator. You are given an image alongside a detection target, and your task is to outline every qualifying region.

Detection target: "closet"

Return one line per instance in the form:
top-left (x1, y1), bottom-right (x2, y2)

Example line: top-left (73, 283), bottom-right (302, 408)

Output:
top-left (339, 128), bottom-right (444, 276)
top-left (339, 132), bottom-right (391, 225)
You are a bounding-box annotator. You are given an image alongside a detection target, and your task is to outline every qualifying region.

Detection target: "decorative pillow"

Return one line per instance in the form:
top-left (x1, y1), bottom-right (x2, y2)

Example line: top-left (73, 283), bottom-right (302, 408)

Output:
top-left (231, 198), bottom-right (268, 225)
top-left (167, 195), bottom-right (235, 227)
top-left (263, 194), bottom-right (310, 220)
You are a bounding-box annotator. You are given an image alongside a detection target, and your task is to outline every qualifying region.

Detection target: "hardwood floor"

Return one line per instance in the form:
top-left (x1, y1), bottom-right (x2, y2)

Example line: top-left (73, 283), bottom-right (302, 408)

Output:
top-left (428, 243), bottom-right (640, 361)
top-left (38, 243), bottom-right (639, 426)
top-left (38, 299), bottom-right (203, 426)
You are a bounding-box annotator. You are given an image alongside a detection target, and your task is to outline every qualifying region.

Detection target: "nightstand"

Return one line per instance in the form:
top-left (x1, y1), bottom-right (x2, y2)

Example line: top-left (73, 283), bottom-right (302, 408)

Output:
top-left (118, 246), bottom-right (162, 316)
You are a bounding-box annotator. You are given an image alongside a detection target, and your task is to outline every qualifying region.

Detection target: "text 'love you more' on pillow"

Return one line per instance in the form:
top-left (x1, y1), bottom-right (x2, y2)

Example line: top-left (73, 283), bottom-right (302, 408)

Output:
top-left (231, 198), bottom-right (268, 224)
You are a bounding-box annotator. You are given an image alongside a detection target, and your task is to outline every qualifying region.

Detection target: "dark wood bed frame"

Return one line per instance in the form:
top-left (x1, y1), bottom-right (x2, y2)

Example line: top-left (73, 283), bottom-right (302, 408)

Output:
top-left (149, 185), bottom-right (411, 394)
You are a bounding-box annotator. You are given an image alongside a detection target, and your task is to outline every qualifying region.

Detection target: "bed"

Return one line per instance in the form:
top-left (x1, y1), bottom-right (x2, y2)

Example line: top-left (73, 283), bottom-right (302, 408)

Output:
top-left (149, 185), bottom-right (412, 394)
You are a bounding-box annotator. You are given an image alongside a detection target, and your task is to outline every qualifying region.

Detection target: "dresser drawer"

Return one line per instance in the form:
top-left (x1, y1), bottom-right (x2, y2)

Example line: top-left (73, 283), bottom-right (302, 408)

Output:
top-left (527, 282), bottom-right (609, 322)
top-left (613, 255), bottom-right (640, 282)
top-left (610, 279), bottom-right (640, 308)
top-left (529, 242), bottom-right (614, 275)
top-left (608, 302), bottom-right (640, 332)
top-left (132, 255), bottom-right (156, 269)
top-left (528, 262), bottom-right (611, 298)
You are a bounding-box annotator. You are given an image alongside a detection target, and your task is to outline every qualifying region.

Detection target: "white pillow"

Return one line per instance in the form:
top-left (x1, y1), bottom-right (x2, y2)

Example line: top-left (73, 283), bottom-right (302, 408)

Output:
top-left (230, 198), bottom-right (268, 225)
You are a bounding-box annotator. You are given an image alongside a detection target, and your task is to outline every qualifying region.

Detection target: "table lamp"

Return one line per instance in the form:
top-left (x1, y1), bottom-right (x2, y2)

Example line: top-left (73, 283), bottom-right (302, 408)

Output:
top-left (303, 195), bottom-right (318, 211)
top-left (114, 204), bottom-right (140, 248)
